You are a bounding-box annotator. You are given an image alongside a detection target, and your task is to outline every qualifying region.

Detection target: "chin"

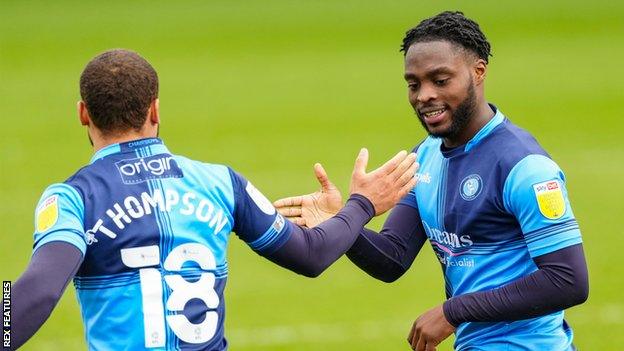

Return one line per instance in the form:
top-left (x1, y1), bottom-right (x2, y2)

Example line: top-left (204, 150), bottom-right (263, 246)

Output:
top-left (426, 123), bottom-right (452, 137)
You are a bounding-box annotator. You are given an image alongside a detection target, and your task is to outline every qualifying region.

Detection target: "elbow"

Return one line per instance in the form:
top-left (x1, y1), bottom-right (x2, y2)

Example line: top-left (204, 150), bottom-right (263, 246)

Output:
top-left (38, 290), bottom-right (63, 313)
top-left (300, 269), bottom-right (323, 278)
top-left (571, 281), bottom-right (589, 306)
top-left (296, 262), bottom-right (329, 278)
top-left (369, 266), bottom-right (407, 283)
top-left (376, 271), bottom-right (404, 283)
top-left (561, 275), bottom-right (589, 308)
top-left (570, 267), bottom-right (590, 306)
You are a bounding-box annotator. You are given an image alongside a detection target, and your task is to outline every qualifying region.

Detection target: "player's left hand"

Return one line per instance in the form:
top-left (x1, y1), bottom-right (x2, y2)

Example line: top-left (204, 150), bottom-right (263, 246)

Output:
top-left (273, 163), bottom-right (343, 227)
top-left (407, 305), bottom-right (455, 351)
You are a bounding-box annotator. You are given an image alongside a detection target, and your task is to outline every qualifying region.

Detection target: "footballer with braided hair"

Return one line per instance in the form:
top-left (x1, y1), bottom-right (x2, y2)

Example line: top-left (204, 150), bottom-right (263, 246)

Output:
top-left (276, 11), bottom-right (588, 351)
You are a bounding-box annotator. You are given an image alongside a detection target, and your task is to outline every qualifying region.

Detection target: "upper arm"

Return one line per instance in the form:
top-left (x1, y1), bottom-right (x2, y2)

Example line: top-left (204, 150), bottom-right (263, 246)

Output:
top-left (33, 183), bottom-right (87, 255)
top-left (347, 203), bottom-right (427, 282)
top-left (376, 202), bottom-right (427, 269)
top-left (503, 155), bottom-right (582, 258)
top-left (228, 168), bottom-right (292, 256)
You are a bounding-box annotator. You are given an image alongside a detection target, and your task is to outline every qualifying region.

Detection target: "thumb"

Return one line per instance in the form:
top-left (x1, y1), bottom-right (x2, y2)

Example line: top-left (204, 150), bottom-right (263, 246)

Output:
top-left (314, 163), bottom-right (336, 191)
top-left (353, 148), bottom-right (369, 176)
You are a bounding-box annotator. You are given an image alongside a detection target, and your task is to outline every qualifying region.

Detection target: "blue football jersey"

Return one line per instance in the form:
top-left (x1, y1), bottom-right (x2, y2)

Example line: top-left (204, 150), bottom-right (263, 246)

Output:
top-left (399, 106), bottom-right (582, 350)
top-left (32, 138), bottom-right (292, 350)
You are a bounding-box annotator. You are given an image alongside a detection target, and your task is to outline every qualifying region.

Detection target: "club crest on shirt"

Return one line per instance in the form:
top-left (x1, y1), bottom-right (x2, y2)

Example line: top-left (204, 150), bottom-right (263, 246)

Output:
top-left (460, 174), bottom-right (483, 201)
top-left (36, 195), bottom-right (58, 232)
top-left (533, 180), bottom-right (566, 219)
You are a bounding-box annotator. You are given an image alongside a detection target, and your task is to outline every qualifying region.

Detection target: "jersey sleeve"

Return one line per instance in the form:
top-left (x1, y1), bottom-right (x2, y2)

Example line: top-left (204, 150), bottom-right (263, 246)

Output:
top-left (33, 183), bottom-right (87, 255)
top-left (398, 143), bottom-right (422, 210)
top-left (228, 168), bottom-right (292, 255)
top-left (503, 154), bottom-right (582, 258)
top-left (398, 187), bottom-right (418, 210)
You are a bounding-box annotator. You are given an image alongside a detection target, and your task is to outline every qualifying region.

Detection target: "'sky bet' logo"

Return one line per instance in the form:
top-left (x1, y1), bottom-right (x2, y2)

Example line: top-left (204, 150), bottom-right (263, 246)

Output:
top-left (36, 195), bottom-right (58, 232)
top-left (533, 180), bottom-right (566, 220)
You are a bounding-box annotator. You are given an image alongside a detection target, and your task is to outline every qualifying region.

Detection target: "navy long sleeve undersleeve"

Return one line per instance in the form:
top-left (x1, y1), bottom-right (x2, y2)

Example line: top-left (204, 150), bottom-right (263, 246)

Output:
top-left (443, 243), bottom-right (589, 326)
top-left (12, 241), bottom-right (84, 350)
top-left (265, 194), bottom-right (376, 277)
top-left (346, 203), bottom-right (428, 282)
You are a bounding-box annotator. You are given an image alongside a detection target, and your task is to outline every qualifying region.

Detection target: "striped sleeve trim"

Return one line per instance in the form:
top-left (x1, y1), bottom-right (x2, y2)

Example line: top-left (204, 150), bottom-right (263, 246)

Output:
top-left (247, 215), bottom-right (292, 254)
top-left (523, 219), bottom-right (579, 244)
top-left (524, 220), bottom-right (582, 258)
top-left (34, 229), bottom-right (87, 255)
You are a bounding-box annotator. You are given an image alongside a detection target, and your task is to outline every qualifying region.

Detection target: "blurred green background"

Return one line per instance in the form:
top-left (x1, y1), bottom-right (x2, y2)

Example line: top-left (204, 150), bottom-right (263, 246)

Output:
top-left (1, 0), bottom-right (623, 350)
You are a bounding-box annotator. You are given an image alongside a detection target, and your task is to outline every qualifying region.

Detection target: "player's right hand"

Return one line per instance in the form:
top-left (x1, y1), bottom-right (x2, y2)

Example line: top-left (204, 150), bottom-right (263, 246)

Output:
top-left (349, 148), bottom-right (418, 216)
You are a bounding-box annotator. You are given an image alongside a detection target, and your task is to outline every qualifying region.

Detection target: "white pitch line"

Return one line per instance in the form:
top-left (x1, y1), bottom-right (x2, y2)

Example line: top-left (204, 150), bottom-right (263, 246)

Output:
top-left (227, 318), bottom-right (409, 347)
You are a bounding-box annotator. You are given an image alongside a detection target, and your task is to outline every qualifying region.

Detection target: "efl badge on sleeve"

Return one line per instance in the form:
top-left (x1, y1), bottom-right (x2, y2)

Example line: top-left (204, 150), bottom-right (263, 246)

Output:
top-left (533, 180), bottom-right (565, 220)
top-left (36, 195), bottom-right (59, 232)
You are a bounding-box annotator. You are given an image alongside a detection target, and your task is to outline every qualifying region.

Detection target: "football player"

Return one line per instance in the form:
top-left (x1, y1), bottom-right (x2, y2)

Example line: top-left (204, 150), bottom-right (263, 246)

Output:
top-left (275, 11), bottom-right (588, 351)
top-left (11, 49), bottom-right (417, 350)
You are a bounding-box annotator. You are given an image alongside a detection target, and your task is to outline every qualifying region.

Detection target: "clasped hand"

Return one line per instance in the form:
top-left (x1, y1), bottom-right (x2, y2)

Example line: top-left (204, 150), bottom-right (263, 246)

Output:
top-left (274, 148), bottom-right (418, 227)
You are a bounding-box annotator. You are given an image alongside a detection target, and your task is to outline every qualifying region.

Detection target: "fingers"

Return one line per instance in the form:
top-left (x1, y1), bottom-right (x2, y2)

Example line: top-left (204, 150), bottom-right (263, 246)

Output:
top-left (398, 176), bottom-right (418, 199)
top-left (287, 217), bottom-right (306, 226)
top-left (314, 163), bottom-right (336, 192)
top-left (352, 148), bottom-right (369, 176)
top-left (397, 160), bottom-right (419, 188)
top-left (425, 341), bottom-right (436, 351)
top-left (407, 323), bottom-right (416, 349)
top-left (377, 149), bottom-right (408, 175)
top-left (277, 207), bottom-right (302, 217)
top-left (415, 334), bottom-right (426, 351)
top-left (391, 153), bottom-right (417, 182)
top-left (273, 196), bottom-right (303, 208)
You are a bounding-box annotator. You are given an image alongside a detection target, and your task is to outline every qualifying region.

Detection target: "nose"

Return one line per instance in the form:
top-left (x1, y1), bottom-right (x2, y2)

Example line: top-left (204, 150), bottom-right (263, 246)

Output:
top-left (416, 83), bottom-right (437, 104)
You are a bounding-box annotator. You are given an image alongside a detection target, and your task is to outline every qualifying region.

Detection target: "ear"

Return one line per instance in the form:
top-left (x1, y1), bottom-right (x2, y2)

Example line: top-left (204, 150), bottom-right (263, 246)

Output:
top-left (473, 59), bottom-right (488, 86)
top-left (148, 98), bottom-right (160, 125)
top-left (77, 101), bottom-right (90, 126)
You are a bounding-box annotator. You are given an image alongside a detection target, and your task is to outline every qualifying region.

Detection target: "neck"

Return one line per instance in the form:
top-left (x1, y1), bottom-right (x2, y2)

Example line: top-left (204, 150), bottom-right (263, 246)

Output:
top-left (442, 101), bottom-right (495, 148)
top-left (91, 131), bottom-right (157, 152)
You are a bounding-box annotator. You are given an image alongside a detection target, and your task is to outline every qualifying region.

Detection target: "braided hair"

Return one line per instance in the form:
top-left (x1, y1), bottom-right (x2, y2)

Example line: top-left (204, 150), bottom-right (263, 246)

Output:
top-left (401, 11), bottom-right (492, 63)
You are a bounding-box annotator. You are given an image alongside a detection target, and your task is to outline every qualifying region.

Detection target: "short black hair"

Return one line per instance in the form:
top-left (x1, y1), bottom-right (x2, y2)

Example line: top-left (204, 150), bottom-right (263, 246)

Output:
top-left (79, 49), bottom-right (159, 135)
top-left (401, 11), bottom-right (492, 63)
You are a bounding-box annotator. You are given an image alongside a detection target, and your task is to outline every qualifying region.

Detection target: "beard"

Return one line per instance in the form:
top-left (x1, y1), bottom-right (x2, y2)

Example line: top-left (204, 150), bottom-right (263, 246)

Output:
top-left (416, 82), bottom-right (477, 140)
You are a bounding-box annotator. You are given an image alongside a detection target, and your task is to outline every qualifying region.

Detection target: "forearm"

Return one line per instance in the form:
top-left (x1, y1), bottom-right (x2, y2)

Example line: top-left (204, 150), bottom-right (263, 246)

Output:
top-left (265, 194), bottom-right (375, 277)
top-left (346, 204), bottom-right (426, 282)
top-left (443, 244), bottom-right (589, 326)
top-left (12, 242), bottom-right (83, 349)
top-left (346, 229), bottom-right (408, 282)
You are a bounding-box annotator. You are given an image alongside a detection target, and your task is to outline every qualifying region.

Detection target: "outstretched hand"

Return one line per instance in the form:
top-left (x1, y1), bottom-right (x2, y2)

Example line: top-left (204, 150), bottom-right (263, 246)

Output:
top-left (350, 148), bottom-right (418, 215)
top-left (273, 163), bottom-right (343, 228)
top-left (274, 148), bottom-right (418, 226)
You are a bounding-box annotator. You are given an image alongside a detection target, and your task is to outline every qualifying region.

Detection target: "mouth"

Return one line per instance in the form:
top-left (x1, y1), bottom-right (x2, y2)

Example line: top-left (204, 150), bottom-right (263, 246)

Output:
top-left (419, 107), bottom-right (447, 125)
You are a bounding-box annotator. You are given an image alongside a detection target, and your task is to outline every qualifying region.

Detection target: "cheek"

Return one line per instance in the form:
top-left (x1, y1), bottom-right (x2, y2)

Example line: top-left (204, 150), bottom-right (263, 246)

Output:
top-left (440, 85), bottom-right (465, 109)
top-left (407, 90), bottom-right (418, 106)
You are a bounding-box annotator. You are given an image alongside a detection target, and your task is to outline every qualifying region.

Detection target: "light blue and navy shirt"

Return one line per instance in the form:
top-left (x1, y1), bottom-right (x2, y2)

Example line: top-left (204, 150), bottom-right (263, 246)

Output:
top-left (32, 138), bottom-right (291, 350)
top-left (399, 106), bottom-right (582, 350)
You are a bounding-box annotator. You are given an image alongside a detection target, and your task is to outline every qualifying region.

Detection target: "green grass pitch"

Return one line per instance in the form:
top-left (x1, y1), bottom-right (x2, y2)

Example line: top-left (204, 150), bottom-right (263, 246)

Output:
top-left (1, 0), bottom-right (623, 349)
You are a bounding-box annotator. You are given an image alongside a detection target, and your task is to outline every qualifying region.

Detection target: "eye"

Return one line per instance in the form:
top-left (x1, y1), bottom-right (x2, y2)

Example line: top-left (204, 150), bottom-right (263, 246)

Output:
top-left (407, 83), bottom-right (419, 91)
top-left (434, 78), bottom-right (449, 86)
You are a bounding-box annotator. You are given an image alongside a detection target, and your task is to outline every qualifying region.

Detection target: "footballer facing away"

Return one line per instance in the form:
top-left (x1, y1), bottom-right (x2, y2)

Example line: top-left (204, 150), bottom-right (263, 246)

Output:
top-left (10, 50), bottom-right (419, 350)
top-left (275, 11), bottom-right (589, 351)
